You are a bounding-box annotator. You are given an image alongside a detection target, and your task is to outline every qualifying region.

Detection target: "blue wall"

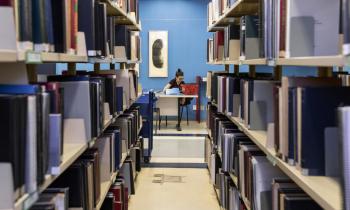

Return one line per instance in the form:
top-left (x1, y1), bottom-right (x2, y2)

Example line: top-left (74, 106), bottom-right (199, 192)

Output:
top-left (139, 0), bottom-right (223, 120)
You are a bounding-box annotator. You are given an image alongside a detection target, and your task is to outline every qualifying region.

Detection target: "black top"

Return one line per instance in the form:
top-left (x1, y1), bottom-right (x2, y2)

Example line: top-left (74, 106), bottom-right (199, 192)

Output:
top-left (169, 78), bottom-right (185, 89)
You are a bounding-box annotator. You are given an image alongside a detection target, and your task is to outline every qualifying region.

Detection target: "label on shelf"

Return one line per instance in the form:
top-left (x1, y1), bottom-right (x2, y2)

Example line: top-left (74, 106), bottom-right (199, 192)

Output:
top-left (26, 52), bottom-right (42, 64)
top-left (267, 154), bottom-right (277, 166)
top-left (23, 192), bottom-right (38, 210)
top-left (268, 60), bottom-right (276, 66)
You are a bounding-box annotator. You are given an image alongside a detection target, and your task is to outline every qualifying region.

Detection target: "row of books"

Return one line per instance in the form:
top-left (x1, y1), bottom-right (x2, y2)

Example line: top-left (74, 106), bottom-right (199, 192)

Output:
top-left (46, 124), bottom-right (141, 210)
top-left (206, 107), bottom-right (323, 210)
top-left (114, 0), bottom-right (140, 23)
top-left (207, 71), bottom-right (350, 176)
top-left (0, 69), bottom-right (139, 203)
top-left (207, 0), bottom-right (342, 60)
top-left (207, 0), bottom-right (237, 25)
top-left (28, 112), bottom-right (142, 210)
top-left (0, 0), bottom-right (141, 60)
top-left (29, 174), bottom-right (131, 210)
top-left (207, 17), bottom-right (260, 62)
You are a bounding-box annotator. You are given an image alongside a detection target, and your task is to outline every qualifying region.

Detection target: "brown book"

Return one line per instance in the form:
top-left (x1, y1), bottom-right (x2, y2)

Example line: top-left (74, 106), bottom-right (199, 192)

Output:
top-left (65, 0), bottom-right (71, 53)
top-left (279, 77), bottom-right (341, 163)
top-left (272, 179), bottom-right (298, 210)
top-left (71, 0), bottom-right (78, 51)
top-left (273, 85), bottom-right (281, 154)
top-left (279, 0), bottom-right (287, 57)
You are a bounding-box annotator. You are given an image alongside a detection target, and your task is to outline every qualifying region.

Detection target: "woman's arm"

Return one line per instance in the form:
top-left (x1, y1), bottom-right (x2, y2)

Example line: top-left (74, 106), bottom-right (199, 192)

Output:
top-left (163, 83), bottom-right (171, 92)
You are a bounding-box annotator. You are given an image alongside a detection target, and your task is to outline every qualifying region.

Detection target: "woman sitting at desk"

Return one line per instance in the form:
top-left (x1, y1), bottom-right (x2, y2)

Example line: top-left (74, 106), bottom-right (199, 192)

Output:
top-left (163, 68), bottom-right (184, 91)
top-left (163, 68), bottom-right (186, 105)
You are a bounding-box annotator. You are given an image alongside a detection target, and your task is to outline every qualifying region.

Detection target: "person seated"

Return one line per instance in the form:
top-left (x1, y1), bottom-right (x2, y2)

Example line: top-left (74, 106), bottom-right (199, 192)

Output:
top-left (163, 68), bottom-right (186, 104)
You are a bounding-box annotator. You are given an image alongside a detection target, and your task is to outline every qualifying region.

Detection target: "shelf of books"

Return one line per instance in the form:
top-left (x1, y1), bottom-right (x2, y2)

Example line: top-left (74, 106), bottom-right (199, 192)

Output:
top-left (208, 0), bottom-right (259, 32)
top-left (206, 69), bottom-right (349, 209)
top-left (225, 115), bottom-right (342, 210)
top-left (102, 0), bottom-right (141, 31)
top-left (14, 143), bottom-right (88, 210)
top-left (207, 0), bottom-right (344, 68)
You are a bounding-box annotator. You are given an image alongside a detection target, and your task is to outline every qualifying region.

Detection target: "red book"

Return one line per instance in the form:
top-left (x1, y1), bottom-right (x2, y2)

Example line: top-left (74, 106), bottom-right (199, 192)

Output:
top-left (109, 184), bottom-right (123, 202)
top-left (0, 0), bottom-right (11, 6)
top-left (124, 188), bottom-right (128, 210)
top-left (217, 31), bottom-right (224, 46)
top-left (279, 0), bottom-right (286, 57)
top-left (114, 201), bottom-right (123, 210)
top-left (71, 0), bottom-right (78, 51)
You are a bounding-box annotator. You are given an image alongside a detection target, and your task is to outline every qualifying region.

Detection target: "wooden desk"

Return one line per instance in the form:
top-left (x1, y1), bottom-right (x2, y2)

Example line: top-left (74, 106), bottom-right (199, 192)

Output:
top-left (155, 93), bottom-right (198, 130)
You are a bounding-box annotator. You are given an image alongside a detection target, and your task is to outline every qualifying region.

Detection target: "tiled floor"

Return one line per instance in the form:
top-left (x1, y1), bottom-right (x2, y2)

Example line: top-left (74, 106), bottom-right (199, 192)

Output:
top-left (127, 122), bottom-right (220, 210)
top-left (154, 120), bottom-right (207, 135)
top-left (128, 168), bottom-right (220, 210)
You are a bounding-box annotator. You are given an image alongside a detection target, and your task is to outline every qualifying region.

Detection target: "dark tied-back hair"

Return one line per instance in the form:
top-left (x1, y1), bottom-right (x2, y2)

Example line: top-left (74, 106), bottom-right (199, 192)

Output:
top-left (176, 68), bottom-right (184, 77)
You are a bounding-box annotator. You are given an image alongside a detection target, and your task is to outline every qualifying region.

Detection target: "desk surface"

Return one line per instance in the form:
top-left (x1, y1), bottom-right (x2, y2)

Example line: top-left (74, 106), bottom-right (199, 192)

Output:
top-left (156, 93), bottom-right (198, 98)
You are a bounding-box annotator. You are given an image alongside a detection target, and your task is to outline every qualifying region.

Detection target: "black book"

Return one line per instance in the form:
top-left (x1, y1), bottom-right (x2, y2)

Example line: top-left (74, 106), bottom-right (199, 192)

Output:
top-left (78, 0), bottom-right (96, 56)
top-left (50, 161), bottom-right (94, 210)
top-left (95, 2), bottom-right (107, 57)
top-left (0, 95), bottom-right (27, 200)
top-left (300, 87), bottom-right (350, 175)
top-left (107, 17), bottom-right (115, 56)
top-left (115, 25), bottom-right (130, 59)
top-left (51, 0), bottom-right (66, 52)
top-left (105, 128), bottom-right (122, 170)
top-left (32, 0), bottom-right (48, 48)
top-left (104, 75), bottom-right (117, 115)
top-left (18, 0), bottom-right (33, 44)
top-left (44, 0), bottom-right (54, 51)
top-left (283, 195), bottom-right (322, 210)
top-left (80, 149), bottom-right (101, 207)
top-left (100, 193), bottom-right (114, 210)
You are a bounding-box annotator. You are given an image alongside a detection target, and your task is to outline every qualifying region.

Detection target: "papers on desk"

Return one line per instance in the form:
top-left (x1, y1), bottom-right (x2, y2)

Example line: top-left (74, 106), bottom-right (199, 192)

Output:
top-left (165, 88), bottom-right (180, 95)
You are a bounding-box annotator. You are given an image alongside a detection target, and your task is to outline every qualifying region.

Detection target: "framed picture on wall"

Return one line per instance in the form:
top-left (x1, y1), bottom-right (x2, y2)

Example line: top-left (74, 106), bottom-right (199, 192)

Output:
top-left (149, 31), bottom-right (168, 77)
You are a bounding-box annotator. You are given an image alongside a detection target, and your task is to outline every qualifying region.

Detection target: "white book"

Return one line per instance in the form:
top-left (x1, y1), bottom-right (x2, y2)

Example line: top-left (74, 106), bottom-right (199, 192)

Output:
top-left (25, 96), bottom-right (37, 194)
top-left (286, 0), bottom-right (340, 57)
top-left (0, 7), bottom-right (17, 51)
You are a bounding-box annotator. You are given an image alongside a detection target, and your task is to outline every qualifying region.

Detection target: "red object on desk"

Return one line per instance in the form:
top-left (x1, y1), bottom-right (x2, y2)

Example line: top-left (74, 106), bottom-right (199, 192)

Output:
top-left (181, 84), bottom-right (198, 95)
top-left (179, 77), bottom-right (202, 123)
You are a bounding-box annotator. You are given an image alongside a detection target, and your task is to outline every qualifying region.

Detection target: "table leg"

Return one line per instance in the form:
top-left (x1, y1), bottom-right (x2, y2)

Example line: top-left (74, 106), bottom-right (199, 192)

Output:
top-left (176, 98), bottom-right (182, 131)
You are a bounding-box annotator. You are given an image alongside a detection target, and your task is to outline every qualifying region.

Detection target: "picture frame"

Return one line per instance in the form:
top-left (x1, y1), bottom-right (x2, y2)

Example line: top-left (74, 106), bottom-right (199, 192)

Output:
top-left (149, 31), bottom-right (168, 77)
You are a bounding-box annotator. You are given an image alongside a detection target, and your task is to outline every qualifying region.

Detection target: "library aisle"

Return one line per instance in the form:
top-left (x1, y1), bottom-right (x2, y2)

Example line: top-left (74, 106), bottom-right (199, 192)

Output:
top-left (129, 121), bottom-right (220, 210)
top-left (128, 168), bottom-right (220, 210)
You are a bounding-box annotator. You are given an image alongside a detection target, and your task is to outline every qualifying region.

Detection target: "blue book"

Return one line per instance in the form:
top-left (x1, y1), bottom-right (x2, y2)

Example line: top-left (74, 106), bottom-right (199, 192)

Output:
top-left (105, 127), bottom-right (122, 170)
top-left (47, 75), bottom-right (90, 82)
top-left (300, 86), bottom-right (350, 175)
top-left (0, 84), bottom-right (39, 94)
top-left (44, 0), bottom-right (54, 48)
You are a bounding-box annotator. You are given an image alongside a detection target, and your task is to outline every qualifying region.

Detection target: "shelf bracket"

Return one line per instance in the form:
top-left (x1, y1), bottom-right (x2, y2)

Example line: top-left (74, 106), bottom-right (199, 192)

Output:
top-left (234, 65), bottom-right (239, 76)
top-left (94, 63), bottom-right (100, 73)
top-left (317, 67), bottom-right (333, 77)
top-left (249, 65), bottom-right (256, 78)
top-left (26, 64), bottom-right (37, 83)
top-left (67, 63), bottom-right (76, 75)
top-left (120, 62), bottom-right (127, 70)
top-left (110, 63), bottom-right (116, 70)
top-left (273, 65), bottom-right (282, 81)
top-left (224, 64), bottom-right (230, 72)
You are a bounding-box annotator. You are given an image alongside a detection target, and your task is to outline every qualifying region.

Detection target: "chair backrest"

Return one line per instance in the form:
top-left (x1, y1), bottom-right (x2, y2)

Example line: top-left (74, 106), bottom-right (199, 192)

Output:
top-left (181, 84), bottom-right (198, 95)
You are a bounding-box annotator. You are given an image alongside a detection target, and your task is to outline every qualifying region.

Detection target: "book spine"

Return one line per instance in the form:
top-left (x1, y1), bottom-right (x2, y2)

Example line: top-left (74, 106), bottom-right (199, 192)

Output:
top-left (279, 0), bottom-right (286, 57)
top-left (71, 0), bottom-right (78, 52)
